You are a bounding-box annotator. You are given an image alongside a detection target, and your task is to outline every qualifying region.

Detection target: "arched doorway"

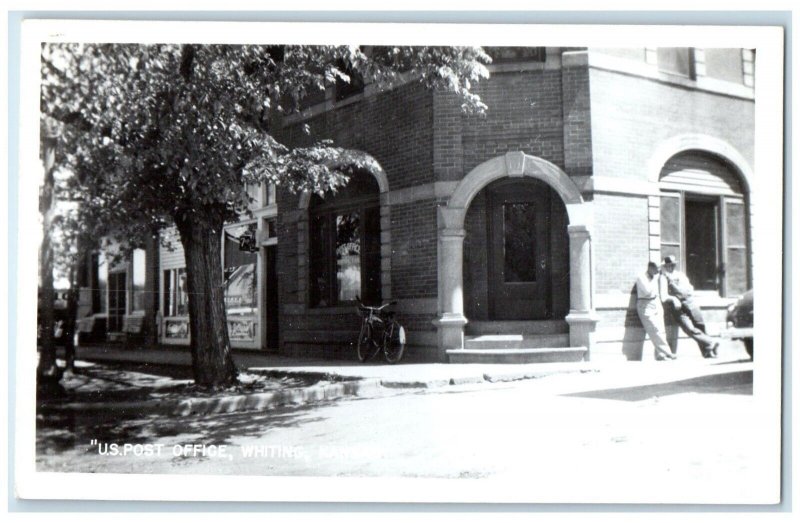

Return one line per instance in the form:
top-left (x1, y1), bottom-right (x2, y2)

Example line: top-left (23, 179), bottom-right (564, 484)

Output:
top-left (435, 152), bottom-right (596, 357)
top-left (463, 177), bottom-right (569, 321)
top-left (658, 150), bottom-right (751, 297)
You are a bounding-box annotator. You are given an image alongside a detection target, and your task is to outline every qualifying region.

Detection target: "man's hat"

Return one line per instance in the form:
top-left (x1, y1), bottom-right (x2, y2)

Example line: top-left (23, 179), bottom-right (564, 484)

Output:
top-left (663, 255), bottom-right (677, 265)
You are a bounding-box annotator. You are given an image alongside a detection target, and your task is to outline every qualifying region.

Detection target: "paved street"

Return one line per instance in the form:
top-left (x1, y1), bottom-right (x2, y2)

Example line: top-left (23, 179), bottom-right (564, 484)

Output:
top-left (36, 358), bottom-right (768, 503)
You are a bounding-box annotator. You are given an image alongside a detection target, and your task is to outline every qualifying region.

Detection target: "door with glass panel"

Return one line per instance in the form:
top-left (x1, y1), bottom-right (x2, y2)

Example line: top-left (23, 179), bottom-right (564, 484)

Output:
top-left (487, 181), bottom-right (552, 320)
top-left (108, 271), bottom-right (127, 332)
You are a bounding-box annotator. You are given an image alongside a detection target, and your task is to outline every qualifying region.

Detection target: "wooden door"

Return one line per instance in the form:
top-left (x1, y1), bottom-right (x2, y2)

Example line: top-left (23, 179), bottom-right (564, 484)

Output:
top-left (264, 245), bottom-right (279, 350)
top-left (487, 181), bottom-right (552, 320)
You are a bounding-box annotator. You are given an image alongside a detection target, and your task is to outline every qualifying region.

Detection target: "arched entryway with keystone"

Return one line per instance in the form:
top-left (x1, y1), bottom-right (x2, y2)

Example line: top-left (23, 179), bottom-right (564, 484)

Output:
top-left (435, 151), bottom-right (597, 360)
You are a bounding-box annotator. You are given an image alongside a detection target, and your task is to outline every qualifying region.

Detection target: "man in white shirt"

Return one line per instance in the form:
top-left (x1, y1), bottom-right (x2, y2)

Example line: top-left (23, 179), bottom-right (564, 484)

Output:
top-left (660, 256), bottom-right (720, 358)
top-left (635, 261), bottom-right (675, 361)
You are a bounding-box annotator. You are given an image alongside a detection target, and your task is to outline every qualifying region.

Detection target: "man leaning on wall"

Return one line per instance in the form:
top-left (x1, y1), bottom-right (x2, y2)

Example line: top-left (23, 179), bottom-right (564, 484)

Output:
top-left (635, 261), bottom-right (676, 361)
top-left (660, 256), bottom-right (720, 359)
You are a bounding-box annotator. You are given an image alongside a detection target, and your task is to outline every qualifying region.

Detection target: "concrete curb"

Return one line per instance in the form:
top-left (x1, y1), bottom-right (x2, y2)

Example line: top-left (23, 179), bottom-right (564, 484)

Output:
top-left (448, 376), bottom-right (487, 386)
top-left (379, 379), bottom-right (452, 389)
top-left (40, 364), bottom-right (593, 418)
top-left (39, 359), bottom-right (748, 418)
top-left (483, 367), bottom-right (598, 383)
top-left (41, 378), bottom-right (384, 418)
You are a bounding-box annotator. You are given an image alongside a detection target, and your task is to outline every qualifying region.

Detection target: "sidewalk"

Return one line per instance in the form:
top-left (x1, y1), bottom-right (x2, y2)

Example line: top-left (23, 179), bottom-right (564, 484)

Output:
top-left (68, 340), bottom-right (751, 387)
top-left (40, 342), bottom-right (752, 418)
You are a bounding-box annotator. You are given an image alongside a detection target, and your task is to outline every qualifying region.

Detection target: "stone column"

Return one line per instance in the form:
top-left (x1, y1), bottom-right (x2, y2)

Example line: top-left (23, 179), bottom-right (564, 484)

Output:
top-left (433, 207), bottom-right (468, 360)
top-left (568, 224), bottom-right (592, 312)
top-left (565, 224), bottom-right (599, 355)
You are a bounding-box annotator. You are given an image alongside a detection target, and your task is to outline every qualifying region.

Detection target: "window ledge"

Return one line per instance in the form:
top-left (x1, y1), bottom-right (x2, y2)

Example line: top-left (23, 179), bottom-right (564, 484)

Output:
top-left (586, 51), bottom-right (755, 101)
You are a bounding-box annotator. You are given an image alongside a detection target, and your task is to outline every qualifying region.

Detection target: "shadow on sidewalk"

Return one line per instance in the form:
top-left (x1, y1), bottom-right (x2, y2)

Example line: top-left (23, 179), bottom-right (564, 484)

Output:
top-left (561, 369), bottom-right (753, 402)
top-left (37, 403), bottom-right (328, 456)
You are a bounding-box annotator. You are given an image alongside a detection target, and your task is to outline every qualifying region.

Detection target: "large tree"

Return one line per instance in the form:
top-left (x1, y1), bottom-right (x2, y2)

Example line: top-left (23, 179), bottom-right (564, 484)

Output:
top-left (37, 114), bottom-right (127, 394)
top-left (40, 43), bottom-right (490, 388)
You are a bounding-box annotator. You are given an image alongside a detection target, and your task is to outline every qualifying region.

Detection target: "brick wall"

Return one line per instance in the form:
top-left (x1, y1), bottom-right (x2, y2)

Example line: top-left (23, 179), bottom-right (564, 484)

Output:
top-left (562, 57), bottom-right (593, 177)
top-left (389, 199), bottom-right (438, 300)
top-left (593, 193), bottom-right (650, 295)
top-left (459, 70), bottom-right (567, 176)
top-left (432, 90), bottom-right (464, 182)
top-left (279, 81), bottom-right (435, 191)
top-left (588, 68), bottom-right (755, 181)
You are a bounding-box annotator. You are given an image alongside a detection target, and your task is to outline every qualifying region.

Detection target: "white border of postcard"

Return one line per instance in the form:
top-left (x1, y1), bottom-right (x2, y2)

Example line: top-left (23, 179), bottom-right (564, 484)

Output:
top-left (15, 19), bottom-right (785, 504)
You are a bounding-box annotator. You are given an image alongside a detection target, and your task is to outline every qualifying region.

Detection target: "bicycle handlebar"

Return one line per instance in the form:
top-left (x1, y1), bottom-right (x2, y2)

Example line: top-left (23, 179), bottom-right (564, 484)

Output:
top-left (357, 300), bottom-right (397, 313)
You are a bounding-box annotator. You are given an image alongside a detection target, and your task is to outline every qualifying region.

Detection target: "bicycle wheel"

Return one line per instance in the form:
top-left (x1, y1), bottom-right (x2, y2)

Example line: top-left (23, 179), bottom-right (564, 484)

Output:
top-left (357, 321), bottom-right (377, 362)
top-left (383, 320), bottom-right (406, 364)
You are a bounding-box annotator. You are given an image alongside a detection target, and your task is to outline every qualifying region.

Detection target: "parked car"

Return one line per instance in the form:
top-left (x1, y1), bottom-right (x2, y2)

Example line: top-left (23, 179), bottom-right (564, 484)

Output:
top-left (725, 289), bottom-right (753, 359)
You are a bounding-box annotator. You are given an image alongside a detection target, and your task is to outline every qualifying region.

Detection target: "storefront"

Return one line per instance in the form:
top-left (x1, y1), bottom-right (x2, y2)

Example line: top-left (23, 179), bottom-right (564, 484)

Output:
top-left (77, 241), bottom-right (155, 343)
top-left (158, 184), bottom-right (279, 350)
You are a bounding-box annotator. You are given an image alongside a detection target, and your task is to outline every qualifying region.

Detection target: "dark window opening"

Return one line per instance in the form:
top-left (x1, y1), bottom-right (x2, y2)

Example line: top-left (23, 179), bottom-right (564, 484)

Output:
top-left (684, 198), bottom-right (720, 291)
top-left (163, 268), bottom-right (188, 317)
top-left (657, 47), bottom-right (695, 78)
top-left (704, 48), bottom-right (745, 84)
top-left (334, 59), bottom-right (365, 102)
top-left (660, 193), bottom-right (749, 296)
top-left (484, 46), bottom-right (546, 64)
top-left (108, 272), bottom-right (126, 332)
top-left (90, 253), bottom-right (101, 313)
top-left (309, 172), bottom-right (381, 307)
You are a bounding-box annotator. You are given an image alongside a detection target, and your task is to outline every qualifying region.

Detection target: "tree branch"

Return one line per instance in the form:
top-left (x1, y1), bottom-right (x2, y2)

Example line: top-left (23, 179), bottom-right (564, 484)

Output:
top-left (180, 44), bottom-right (196, 82)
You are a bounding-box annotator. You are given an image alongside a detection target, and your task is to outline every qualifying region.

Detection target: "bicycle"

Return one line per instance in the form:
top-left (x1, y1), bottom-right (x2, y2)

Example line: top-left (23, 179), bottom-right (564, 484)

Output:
top-left (356, 299), bottom-right (406, 364)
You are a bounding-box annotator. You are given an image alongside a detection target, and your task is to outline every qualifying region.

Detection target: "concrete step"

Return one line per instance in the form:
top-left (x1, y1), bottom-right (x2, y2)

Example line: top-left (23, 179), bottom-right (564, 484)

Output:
top-left (447, 347), bottom-right (588, 364)
top-left (464, 333), bottom-right (570, 350)
top-left (466, 320), bottom-right (569, 336)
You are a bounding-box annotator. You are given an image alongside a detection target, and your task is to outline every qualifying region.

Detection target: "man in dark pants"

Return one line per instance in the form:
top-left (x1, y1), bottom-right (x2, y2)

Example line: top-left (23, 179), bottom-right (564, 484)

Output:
top-left (660, 256), bottom-right (720, 358)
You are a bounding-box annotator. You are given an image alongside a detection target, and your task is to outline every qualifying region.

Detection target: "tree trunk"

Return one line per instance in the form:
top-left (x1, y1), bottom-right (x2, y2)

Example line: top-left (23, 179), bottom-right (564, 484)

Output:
top-left (63, 264), bottom-right (79, 372)
top-left (37, 133), bottom-right (61, 395)
top-left (176, 216), bottom-right (238, 388)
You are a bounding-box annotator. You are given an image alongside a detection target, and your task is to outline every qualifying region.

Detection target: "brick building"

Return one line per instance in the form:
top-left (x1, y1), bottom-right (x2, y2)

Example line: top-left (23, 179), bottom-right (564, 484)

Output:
top-left (75, 46), bottom-right (754, 363)
top-left (273, 46), bottom-right (755, 362)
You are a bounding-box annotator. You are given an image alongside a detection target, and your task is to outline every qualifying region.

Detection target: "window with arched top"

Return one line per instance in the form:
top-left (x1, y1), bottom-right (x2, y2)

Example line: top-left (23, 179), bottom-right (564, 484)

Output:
top-left (308, 172), bottom-right (381, 307)
top-left (659, 150), bottom-right (750, 297)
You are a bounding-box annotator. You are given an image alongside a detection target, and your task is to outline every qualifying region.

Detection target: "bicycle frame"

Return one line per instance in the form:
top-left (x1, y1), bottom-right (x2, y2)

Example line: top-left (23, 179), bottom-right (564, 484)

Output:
top-left (356, 300), bottom-right (405, 363)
